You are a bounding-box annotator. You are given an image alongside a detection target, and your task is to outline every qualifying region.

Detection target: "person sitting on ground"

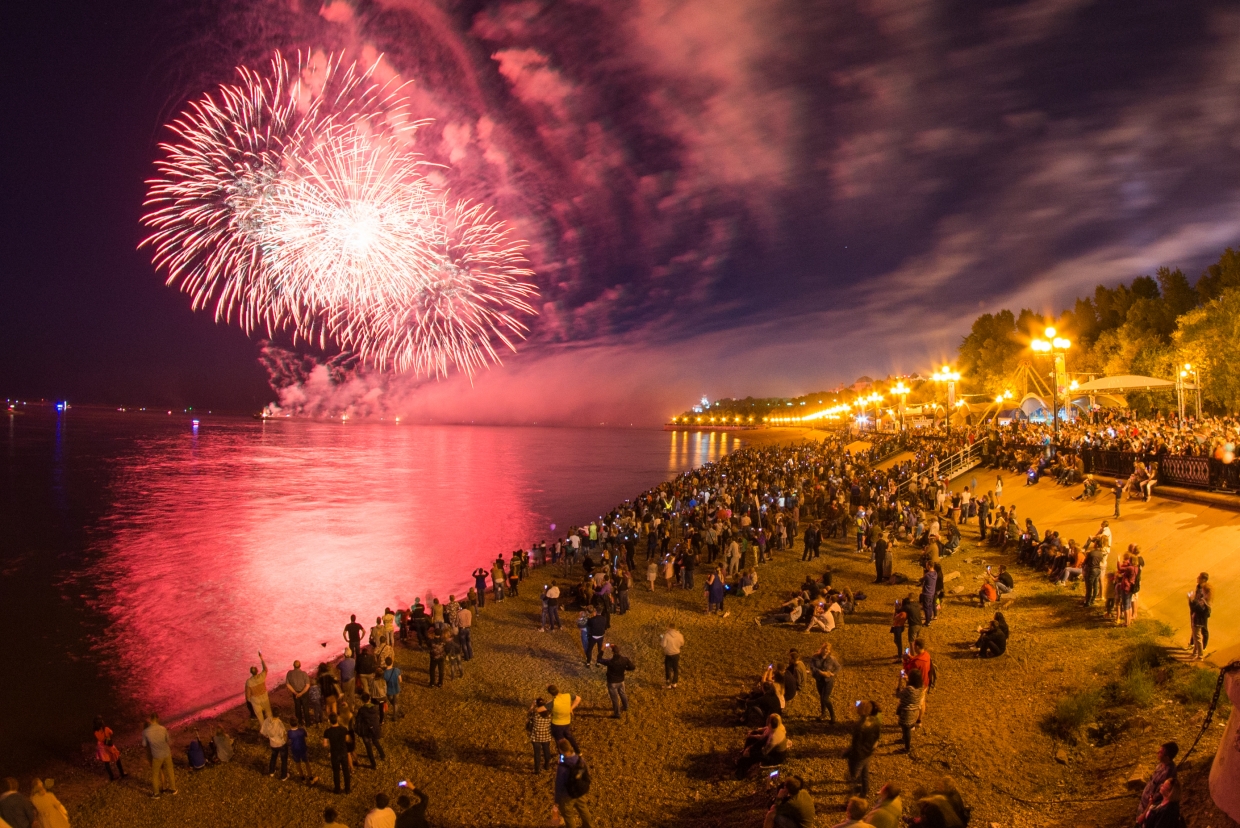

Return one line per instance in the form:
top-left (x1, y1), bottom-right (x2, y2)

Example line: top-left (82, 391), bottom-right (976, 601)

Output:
top-left (765, 773), bottom-right (815, 828)
top-left (864, 784), bottom-right (903, 828)
top-left (735, 713), bottom-right (788, 778)
top-left (756, 596), bottom-right (805, 627)
top-left (976, 576), bottom-right (998, 608)
top-left (1137, 776), bottom-right (1181, 828)
top-left (187, 733), bottom-right (207, 770)
top-left (829, 796), bottom-right (873, 828)
top-left (1072, 475), bottom-right (1100, 501)
top-left (740, 567), bottom-right (759, 597)
top-left (804, 600), bottom-right (836, 634)
top-left (972, 612), bottom-right (1009, 658)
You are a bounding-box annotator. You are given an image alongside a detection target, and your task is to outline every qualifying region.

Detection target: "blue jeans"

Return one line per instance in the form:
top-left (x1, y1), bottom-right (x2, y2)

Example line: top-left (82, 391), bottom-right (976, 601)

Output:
top-left (585, 637), bottom-right (604, 664)
top-left (548, 604), bottom-right (561, 629)
top-left (458, 627), bottom-right (473, 660)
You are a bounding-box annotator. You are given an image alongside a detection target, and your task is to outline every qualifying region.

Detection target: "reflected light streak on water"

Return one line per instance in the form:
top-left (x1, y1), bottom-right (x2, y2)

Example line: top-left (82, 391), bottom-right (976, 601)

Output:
top-left (0, 411), bottom-right (741, 752)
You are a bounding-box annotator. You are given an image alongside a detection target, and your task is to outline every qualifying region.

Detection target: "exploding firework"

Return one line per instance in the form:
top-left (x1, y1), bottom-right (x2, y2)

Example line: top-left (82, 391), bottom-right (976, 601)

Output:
top-left (141, 52), bottom-right (539, 377)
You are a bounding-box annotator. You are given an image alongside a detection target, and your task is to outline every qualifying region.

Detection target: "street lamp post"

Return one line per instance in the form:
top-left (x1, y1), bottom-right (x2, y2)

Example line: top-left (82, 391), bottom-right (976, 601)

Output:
top-left (1031, 327), bottom-right (1071, 443)
top-left (1180, 363), bottom-right (1200, 421)
top-left (931, 366), bottom-right (961, 438)
top-left (892, 381), bottom-right (910, 432)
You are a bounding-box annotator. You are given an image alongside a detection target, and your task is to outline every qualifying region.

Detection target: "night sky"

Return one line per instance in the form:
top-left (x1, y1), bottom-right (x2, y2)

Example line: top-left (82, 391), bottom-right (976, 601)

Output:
top-left (4, 0), bottom-right (1239, 424)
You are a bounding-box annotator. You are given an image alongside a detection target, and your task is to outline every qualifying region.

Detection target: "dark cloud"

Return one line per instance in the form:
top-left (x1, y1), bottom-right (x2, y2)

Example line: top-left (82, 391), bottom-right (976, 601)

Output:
top-left (3, 0), bottom-right (1239, 417)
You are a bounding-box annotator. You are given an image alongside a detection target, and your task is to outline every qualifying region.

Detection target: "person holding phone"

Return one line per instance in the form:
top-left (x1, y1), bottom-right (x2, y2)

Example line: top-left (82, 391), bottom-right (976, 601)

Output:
top-left (808, 643), bottom-right (841, 723)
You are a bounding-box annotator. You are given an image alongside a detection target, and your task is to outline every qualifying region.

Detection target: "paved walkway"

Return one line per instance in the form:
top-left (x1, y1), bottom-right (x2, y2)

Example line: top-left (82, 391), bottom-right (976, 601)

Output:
top-left (946, 471), bottom-right (1240, 665)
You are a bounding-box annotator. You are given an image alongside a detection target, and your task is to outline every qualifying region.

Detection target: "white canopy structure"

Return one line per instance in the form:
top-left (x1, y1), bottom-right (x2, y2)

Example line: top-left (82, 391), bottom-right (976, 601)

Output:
top-left (1073, 374), bottom-right (1176, 392)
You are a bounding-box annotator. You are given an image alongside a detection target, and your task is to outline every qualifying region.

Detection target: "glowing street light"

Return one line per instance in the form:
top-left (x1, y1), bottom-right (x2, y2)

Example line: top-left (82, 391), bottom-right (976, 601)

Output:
top-left (931, 365), bottom-right (961, 437)
top-left (891, 381), bottom-right (910, 432)
top-left (1030, 327), bottom-right (1071, 441)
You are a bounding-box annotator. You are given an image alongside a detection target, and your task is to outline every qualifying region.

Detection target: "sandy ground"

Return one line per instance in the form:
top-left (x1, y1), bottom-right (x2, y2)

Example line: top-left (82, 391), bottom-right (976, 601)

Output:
top-left (30, 431), bottom-right (1240, 827)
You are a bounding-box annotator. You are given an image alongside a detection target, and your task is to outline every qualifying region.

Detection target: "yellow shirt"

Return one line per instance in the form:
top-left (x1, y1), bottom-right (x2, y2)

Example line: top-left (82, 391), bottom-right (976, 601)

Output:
top-left (550, 693), bottom-right (574, 726)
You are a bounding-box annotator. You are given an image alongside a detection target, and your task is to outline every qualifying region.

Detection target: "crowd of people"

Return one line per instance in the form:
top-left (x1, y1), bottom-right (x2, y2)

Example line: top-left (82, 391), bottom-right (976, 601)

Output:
top-left (6, 418), bottom-right (1219, 828)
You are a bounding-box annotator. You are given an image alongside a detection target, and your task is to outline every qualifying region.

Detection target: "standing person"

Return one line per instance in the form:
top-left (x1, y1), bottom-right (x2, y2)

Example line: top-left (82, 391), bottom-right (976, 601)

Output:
top-left (354, 693), bottom-right (386, 768)
top-left (28, 779), bottom-right (69, 828)
top-left (321, 714), bottom-right (352, 795)
top-left (141, 712), bottom-right (177, 798)
top-left (808, 642), bottom-right (841, 723)
top-left (472, 568), bottom-right (489, 610)
top-left (286, 660), bottom-right (312, 727)
top-left (553, 740), bottom-right (595, 828)
top-left (491, 559), bottom-right (507, 602)
top-left (1083, 543), bottom-right (1103, 608)
top-left (364, 793), bottom-right (397, 828)
top-left (895, 670), bottom-right (926, 754)
top-left (318, 663), bottom-right (340, 719)
top-left (383, 657), bottom-right (403, 720)
top-left (995, 475), bottom-right (1003, 503)
top-left (261, 713), bottom-right (290, 780)
top-left (451, 618), bottom-right (473, 667)
top-left (661, 626), bottom-right (684, 689)
top-left (546, 685), bottom-right (582, 753)
top-left (427, 632), bottom-right (446, 687)
top-left (1189, 573), bottom-right (1213, 660)
top-left (584, 608), bottom-right (607, 666)
top-left (890, 600), bottom-right (908, 661)
top-left (528, 697), bottom-right (554, 774)
top-left (338, 649), bottom-right (357, 706)
top-left (343, 616), bottom-right (365, 662)
top-left (919, 563), bottom-right (938, 626)
top-left (287, 719), bottom-right (317, 785)
top-left (545, 582), bottom-right (562, 630)
top-left (602, 644), bottom-right (635, 719)
top-left (1113, 478), bottom-right (1124, 518)
top-left (0, 778), bottom-right (38, 828)
top-left (874, 531), bottom-right (892, 584)
top-left (92, 716), bottom-right (126, 781)
top-left (646, 560), bottom-right (658, 591)
top-left (705, 572), bottom-right (726, 615)
top-left (844, 701), bottom-right (880, 798)
top-left (245, 652), bottom-right (273, 725)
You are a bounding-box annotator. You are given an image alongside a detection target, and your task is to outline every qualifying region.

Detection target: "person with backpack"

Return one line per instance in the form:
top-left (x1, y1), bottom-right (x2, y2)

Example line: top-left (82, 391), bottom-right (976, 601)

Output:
top-left (354, 693), bottom-right (386, 769)
top-left (554, 739), bottom-right (595, 828)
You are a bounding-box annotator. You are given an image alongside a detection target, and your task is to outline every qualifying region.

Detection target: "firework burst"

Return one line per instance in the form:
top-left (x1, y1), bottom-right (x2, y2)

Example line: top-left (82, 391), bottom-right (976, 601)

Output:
top-left (141, 52), bottom-right (539, 377)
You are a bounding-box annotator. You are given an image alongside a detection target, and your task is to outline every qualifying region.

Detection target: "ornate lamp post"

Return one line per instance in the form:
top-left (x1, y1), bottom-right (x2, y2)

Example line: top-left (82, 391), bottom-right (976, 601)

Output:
top-left (1031, 327), bottom-right (1071, 442)
top-left (931, 365), bottom-right (961, 438)
top-left (892, 381), bottom-right (910, 432)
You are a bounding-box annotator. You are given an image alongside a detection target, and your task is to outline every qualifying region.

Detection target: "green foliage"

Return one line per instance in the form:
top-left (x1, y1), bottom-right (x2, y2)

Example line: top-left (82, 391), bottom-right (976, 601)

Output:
top-left (956, 247), bottom-right (1240, 414)
top-left (1183, 668), bottom-right (1218, 705)
top-left (1114, 666), bottom-right (1155, 707)
top-left (1046, 689), bottom-right (1101, 740)
top-left (1126, 640), bottom-right (1167, 672)
top-left (1175, 287), bottom-right (1240, 413)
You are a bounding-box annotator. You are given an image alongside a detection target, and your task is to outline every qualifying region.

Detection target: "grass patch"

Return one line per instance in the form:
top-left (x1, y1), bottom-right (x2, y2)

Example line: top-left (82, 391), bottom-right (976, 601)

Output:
top-left (1183, 667), bottom-right (1218, 705)
top-left (1113, 665), bottom-right (1155, 707)
top-left (1126, 641), bottom-right (1166, 672)
top-left (1046, 689), bottom-right (1101, 741)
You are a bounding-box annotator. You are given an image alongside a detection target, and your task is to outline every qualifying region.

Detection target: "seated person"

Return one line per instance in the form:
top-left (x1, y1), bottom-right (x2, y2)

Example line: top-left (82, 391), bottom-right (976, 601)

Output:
top-left (187, 735), bottom-right (207, 770)
top-left (738, 672), bottom-right (784, 724)
top-left (993, 565), bottom-right (1014, 594)
top-left (740, 567), bottom-right (759, 596)
top-left (1140, 464), bottom-right (1158, 501)
top-left (756, 596), bottom-right (805, 626)
top-left (972, 612), bottom-right (1009, 658)
top-left (1072, 476), bottom-right (1099, 501)
top-left (209, 727), bottom-right (233, 763)
top-left (976, 578), bottom-right (998, 607)
top-left (803, 600), bottom-right (836, 633)
top-left (735, 713), bottom-right (787, 778)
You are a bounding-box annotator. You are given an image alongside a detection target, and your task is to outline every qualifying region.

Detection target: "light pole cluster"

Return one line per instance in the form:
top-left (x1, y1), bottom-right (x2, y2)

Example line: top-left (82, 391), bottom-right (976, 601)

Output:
top-left (892, 381), bottom-right (910, 432)
top-left (854, 392), bottom-right (883, 431)
top-left (931, 365), bottom-right (961, 437)
top-left (1031, 327), bottom-right (1071, 441)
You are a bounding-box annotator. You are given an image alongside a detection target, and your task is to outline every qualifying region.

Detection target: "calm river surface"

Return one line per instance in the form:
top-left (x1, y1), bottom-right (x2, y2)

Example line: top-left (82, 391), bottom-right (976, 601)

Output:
top-left (0, 406), bottom-right (740, 769)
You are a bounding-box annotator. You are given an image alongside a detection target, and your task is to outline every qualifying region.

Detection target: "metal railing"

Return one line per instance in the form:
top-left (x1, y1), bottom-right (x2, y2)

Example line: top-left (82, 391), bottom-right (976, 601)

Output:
top-left (894, 441), bottom-right (985, 496)
top-left (1081, 450), bottom-right (1239, 493)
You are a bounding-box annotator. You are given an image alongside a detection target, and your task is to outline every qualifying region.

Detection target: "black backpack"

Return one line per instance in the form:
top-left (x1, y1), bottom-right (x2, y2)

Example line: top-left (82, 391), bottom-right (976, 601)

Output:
top-left (566, 756), bottom-right (591, 797)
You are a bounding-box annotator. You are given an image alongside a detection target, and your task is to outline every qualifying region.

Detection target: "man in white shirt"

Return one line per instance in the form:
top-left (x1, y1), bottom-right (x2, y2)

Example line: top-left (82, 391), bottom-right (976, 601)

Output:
top-left (660, 626), bottom-right (684, 688)
top-left (363, 793), bottom-right (397, 828)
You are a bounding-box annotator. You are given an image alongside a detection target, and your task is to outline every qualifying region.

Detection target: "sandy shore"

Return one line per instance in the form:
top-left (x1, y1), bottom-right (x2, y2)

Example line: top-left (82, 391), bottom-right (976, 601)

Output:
top-left (30, 431), bottom-right (1237, 827)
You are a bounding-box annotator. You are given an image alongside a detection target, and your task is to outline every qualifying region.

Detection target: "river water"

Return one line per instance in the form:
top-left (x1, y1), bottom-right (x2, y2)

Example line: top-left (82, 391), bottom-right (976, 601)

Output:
top-left (0, 406), bottom-right (740, 770)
